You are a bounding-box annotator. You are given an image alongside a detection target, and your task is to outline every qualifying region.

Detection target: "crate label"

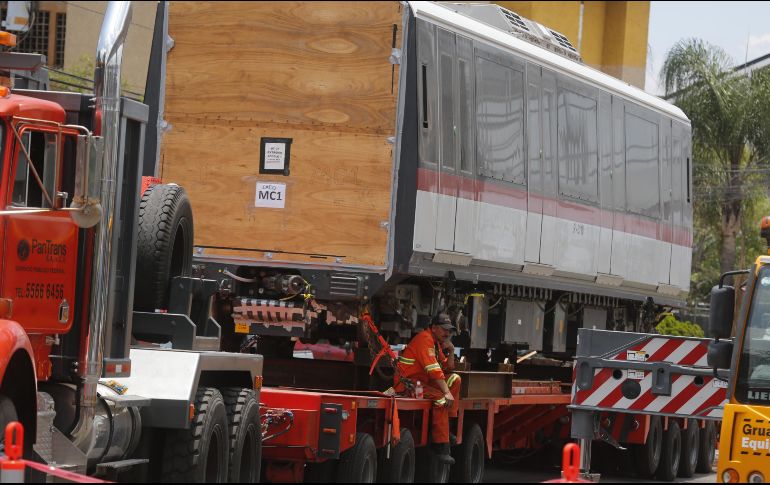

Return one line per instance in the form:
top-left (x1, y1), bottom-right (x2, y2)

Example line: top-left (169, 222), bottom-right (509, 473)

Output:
top-left (255, 182), bottom-right (286, 208)
top-left (628, 370), bottom-right (645, 380)
top-left (713, 379), bottom-right (728, 389)
top-left (235, 323), bottom-right (250, 334)
top-left (626, 350), bottom-right (647, 362)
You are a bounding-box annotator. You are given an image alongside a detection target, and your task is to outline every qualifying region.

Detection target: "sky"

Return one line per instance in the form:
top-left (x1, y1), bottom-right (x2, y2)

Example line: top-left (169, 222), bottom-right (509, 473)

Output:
top-left (645, 1), bottom-right (770, 96)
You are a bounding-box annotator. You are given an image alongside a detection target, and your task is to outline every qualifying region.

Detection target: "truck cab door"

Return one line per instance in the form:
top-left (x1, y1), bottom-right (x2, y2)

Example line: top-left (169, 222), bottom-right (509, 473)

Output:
top-left (2, 127), bottom-right (78, 334)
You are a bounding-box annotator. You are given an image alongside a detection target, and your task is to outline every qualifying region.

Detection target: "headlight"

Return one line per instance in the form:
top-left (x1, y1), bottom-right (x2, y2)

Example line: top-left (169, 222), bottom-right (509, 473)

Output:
top-left (749, 471), bottom-right (765, 483)
top-left (723, 469), bottom-right (740, 483)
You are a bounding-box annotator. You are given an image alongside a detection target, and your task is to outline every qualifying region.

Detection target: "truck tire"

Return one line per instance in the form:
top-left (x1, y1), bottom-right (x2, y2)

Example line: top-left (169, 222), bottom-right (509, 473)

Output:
top-left (450, 423), bottom-right (484, 483)
top-left (0, 395), bottom-right (18, 452)
top-left (377, 428), bottom-right (415, 483)
top-left (696, 421), bottom-right (716, 473)
top-left (415, 447), bottom-right (451, 483)
top-left (337, 432), bottom-right (377, 483)
top-left (678, 419), bottom-right (699, 478)
top-left (656, 420), bottom-right (681, 481)
top-left (161, 387), bottom-right (229, 483)
top-left (632, 415), bottom-right (662, 478)
top-left (134, 183), bottom-right (193, 311)
top-left (223, 388), bottom-right (261, 483)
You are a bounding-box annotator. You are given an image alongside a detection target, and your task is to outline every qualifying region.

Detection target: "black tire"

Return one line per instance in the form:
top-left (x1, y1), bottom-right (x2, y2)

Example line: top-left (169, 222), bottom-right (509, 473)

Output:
top-left (415, 447), bottom-right (451, 483)
top-left (450, 423), bottom-right (485, 483)
top-left (134, 183), bottom-right (194, 311)
top-left (377, 428), bottom-right (415, 483)
top-left (0, 394), bottom-right (18, 453)
top-left (632, 415), bottom-right (662, 478)
top-left (337, 432), bottom-right (377, 483)
top-left (656, 420), bottom-right (681, 481)
top-left (223, 388), bottom-right (261, 483)
top-left (678, 419), bottom-right (700, 478)
top-left (161, 387), bottom-right (229, 483)
top-left (696, 421), bottom-right (717, 473)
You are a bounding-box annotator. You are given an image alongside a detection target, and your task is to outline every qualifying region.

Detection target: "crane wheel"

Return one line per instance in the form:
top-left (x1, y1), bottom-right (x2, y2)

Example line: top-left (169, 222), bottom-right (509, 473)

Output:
top-left (337, 432), bottom-right (377, 483)
top-left (695, 421), bottom-right (716, 473)
top-left (161, 387), bottom-right (229, 483)
top-left (223, 388), bottom-right (261, 483)
top-left (677, 419), bottom-right (699, 478)
top-left (377, 428), bottom-right (415, 483)
top-left (631, 415), bottom-right (662, 478)
top-left (134, 183), bottom-right (193, 311)
top-left (656, 420), bottom-right (681, 481)
top-left (450, 423), bottom-right (485, 483)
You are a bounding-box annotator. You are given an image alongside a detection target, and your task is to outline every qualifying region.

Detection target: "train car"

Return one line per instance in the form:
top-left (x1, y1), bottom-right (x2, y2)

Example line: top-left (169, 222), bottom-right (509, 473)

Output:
top-left (149, 1), bottom-right (692, 361)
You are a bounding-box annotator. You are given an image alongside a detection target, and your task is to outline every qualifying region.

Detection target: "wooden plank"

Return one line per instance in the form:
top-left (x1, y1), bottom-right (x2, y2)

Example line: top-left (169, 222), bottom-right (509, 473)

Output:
top-left (162, 2), bottom-right (403, 267)
top-left (165, 1), bottom-right (402, 131)
top-left (160, 121), bottom-right (393, 266)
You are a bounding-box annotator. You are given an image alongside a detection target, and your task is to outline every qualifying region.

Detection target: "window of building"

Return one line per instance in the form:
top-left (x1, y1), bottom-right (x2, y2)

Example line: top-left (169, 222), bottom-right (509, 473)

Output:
top-left (557, 88), bottom-right (599, 202)
top-left (476, 56), bottom-right (526, 184)
top-left (625, 111), bottom-right (660, 218)
top-left (0, 3), bottom-right (66, 68)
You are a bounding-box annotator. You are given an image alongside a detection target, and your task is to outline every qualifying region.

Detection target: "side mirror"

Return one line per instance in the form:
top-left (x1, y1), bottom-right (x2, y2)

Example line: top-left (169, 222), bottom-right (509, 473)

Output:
top-left (707, 340), bottom-right (733, 369)
top-left (709, 285), bottom-right (735, 339)
top-left (70, 134), bottom-right (103, 228)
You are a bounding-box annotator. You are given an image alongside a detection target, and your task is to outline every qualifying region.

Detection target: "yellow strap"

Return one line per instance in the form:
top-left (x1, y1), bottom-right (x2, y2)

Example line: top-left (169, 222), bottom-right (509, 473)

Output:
top-left (464, 292), bottom-right (485, 305)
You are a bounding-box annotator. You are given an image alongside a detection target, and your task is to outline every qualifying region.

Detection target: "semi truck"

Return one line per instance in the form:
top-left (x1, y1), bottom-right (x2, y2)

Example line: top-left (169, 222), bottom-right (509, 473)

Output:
top-left (0, 2), bottom-right (263, 482)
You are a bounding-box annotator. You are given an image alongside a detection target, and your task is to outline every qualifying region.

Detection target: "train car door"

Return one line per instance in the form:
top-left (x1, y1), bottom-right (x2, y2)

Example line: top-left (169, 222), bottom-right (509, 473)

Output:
top-left (525, 65), bottom-right (557, 265)
top-left (434, 28), bottom-right (459, 252)
top-left (660, 119), bottom-right (674, 285)
top-left (435, 29), bottom-right (475, 254)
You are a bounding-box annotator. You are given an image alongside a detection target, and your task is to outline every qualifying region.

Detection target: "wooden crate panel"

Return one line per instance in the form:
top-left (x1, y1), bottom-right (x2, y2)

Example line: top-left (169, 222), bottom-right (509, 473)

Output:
top-left (160, 121), bottom-right (393, 266)
top-left (166, 1), bottom-right (402, 132)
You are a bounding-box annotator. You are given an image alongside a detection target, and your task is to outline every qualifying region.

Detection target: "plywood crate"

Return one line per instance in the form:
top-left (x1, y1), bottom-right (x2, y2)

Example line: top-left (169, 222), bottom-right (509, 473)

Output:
top-left (161, 1), bottom-right (403, 268)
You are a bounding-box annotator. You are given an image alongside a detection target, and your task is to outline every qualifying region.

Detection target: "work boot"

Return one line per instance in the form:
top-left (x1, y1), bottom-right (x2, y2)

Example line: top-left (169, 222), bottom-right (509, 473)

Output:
top-left (430, 443), bottom-right (456, 465)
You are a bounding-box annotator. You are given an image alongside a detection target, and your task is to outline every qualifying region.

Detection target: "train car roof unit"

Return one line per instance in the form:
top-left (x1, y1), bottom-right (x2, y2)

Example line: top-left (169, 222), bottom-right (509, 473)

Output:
top-left (411, 1), bottom-right (690, 124)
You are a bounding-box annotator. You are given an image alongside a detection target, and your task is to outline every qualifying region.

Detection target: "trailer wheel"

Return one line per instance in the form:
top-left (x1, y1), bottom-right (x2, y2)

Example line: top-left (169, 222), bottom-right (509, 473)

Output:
top-left (656, 420), bottom-right (681, 481)
top-left (695, 421), bottom-right (716, 473)
top-left (450, 423), bottom-right (485, 483)
top-left (161, 387), bottom-right (229, 483)
top-left (415, 447), bottom-right (450, 483)
top-left (377, 428), bottom-right (415, 483)
top-left (632, 415), bottom-right (662, 478)
top-left (223, 388), bottom-right (261, 483)
top-left (0, 395), bottom-right (18, 452)
top-left (677, 419), bottom-right (699, 478)
top-left (337, 432), bottom-right (377, 483)
top-left (134, 183), bottom-right (193, 311)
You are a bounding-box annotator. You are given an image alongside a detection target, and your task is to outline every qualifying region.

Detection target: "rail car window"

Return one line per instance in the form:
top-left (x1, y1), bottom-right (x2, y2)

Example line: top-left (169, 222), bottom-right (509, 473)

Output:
top-left (439, 51), bottom-right (456, 167)
top-left (11, 131), bottom-right (57, 208)
top-left (557, 88), bottom-right (598, 202)
top-left (625, 112), bottom-right (660, 218)
top-left (417, 20), bottom-right (437, 165)
top-left (476, 57), bottom-right (525, 184)
top-left (458, 37), bottom-right (474, 174)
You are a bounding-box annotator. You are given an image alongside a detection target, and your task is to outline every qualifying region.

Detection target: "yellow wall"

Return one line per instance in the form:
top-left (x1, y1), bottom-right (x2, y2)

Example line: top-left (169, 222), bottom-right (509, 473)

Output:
top-left (498, 1), bottom-right (650, 88)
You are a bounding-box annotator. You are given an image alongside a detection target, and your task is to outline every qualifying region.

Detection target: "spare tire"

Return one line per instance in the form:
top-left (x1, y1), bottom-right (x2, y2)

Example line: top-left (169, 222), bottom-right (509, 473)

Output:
top-left (134, 183), bottom-right (194, 311)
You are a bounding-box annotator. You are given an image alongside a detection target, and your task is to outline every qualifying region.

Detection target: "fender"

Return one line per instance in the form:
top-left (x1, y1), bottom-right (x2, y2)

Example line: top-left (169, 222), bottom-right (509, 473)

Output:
top-left (0, 319), bottom-right (35, 384)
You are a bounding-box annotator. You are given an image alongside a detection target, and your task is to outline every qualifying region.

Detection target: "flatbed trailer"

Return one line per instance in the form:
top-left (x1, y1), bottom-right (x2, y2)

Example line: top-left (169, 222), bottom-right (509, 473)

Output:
top-left (258, 378), bottom-right (571, 483)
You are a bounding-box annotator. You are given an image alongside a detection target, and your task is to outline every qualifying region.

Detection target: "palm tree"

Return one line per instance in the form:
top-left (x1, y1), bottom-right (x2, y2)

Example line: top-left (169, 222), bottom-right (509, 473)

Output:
top-left (662, 39), bottom-right (770, 280)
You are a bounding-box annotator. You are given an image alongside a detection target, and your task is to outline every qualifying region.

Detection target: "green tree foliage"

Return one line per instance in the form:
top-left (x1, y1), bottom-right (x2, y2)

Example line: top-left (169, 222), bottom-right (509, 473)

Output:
top-left (49, 55), bottom-right (136, 98)
top-left (655, 314), bottom-right (705, 337)
top-left (662, 39), bottom-right (770, 304)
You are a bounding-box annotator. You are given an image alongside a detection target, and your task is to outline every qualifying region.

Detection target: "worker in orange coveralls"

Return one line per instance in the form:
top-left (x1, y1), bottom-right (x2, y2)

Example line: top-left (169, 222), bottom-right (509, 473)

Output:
top-left (392, 312), bottom-right (461, 465)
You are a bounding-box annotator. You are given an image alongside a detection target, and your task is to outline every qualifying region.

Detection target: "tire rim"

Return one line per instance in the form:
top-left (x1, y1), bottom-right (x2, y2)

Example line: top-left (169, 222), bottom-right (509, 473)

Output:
top-left (362, 453), bottom-right (375, 483)
top-left (689, 429), bottom-right (699, 468)
top-left (471, 441), bottom-right (483, 483)
top-left (206, 425), bottom-right (223, 482)
top-left (651, 423), bottom-right (662, 466)
top-left (239, 426), bottom-right (257, 483)
top-left (672, 433), bottom-right (681, 473)
top-left (401, 449), bottom-right (415, 482)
